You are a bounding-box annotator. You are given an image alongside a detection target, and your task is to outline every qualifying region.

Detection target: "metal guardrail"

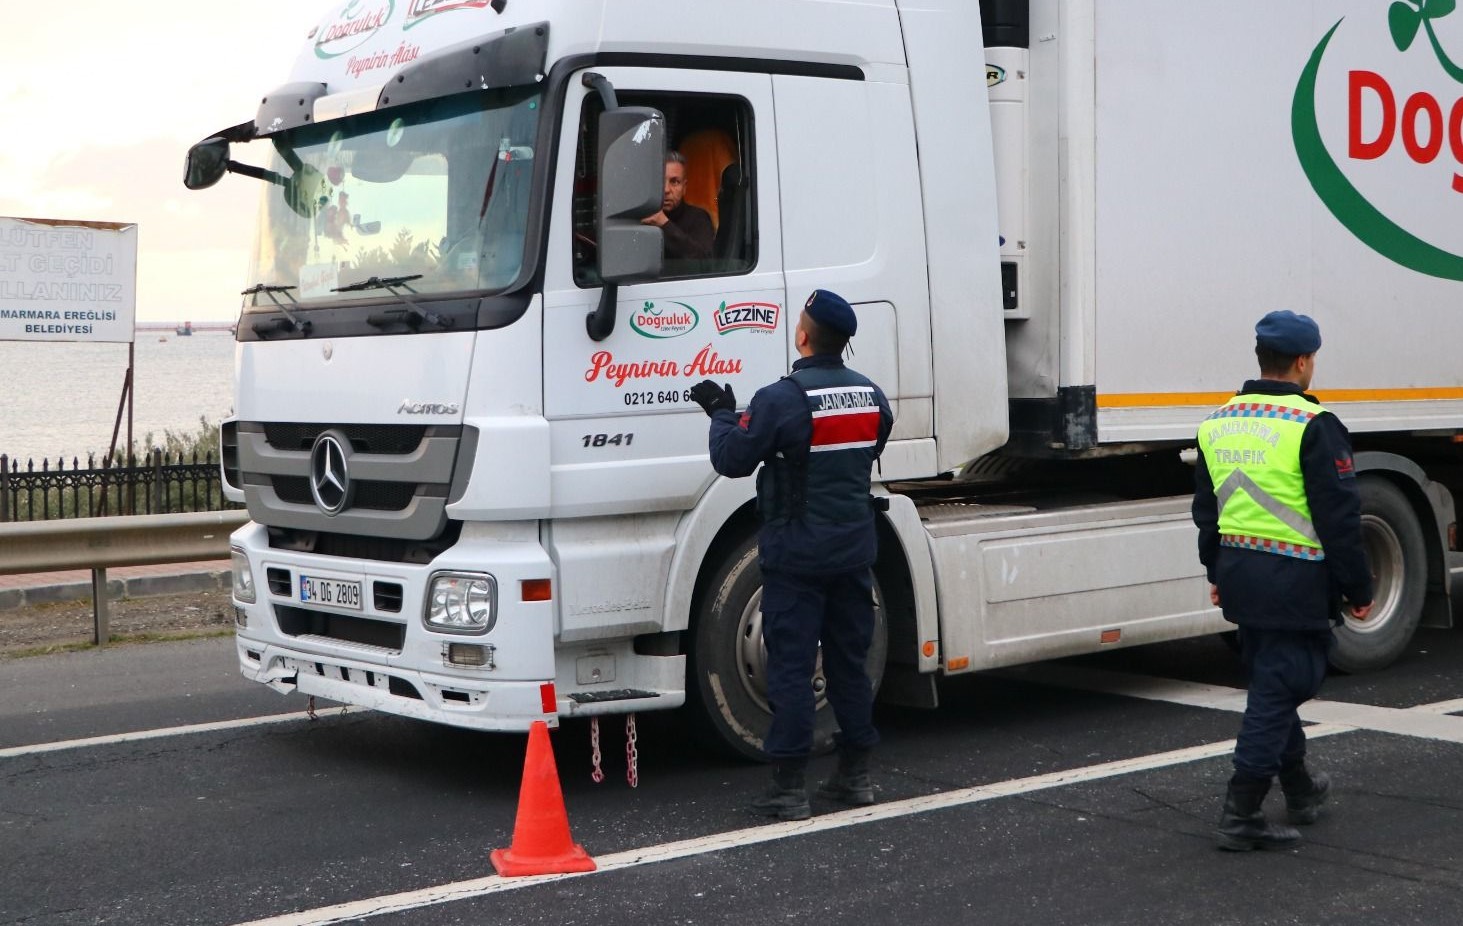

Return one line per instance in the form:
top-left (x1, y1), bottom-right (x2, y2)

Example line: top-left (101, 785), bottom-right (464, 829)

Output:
top-left (0, 510), bottom-right (251, 644)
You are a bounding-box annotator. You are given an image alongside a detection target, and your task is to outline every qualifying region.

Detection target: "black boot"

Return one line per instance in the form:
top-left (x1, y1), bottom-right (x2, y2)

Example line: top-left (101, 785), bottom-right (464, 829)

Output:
top-left (750, 762), bottom-right (811, 821)
top-left (1216, 774), bottom-right (1302, 851)
top-left (816, 746), bottom-right (874, 806)
top-left (1279, 761), bottom-right (1331, 825)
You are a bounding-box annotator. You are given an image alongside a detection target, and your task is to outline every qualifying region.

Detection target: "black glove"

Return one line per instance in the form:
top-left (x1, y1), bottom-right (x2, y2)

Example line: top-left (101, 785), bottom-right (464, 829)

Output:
top-left (689, 379), bottom-right (736, 416)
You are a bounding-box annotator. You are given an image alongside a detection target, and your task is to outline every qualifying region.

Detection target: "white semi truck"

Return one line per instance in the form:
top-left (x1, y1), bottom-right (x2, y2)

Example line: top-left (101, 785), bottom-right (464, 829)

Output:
top-left (188, 0), bottom-right (1463, 758)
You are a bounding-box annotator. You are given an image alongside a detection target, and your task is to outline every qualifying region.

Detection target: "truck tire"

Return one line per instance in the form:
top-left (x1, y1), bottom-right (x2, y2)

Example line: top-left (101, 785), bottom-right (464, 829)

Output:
top-left (687, 534), bottom-right (888, 761)
top-left (1329, 478), bottom-right (1427, 673)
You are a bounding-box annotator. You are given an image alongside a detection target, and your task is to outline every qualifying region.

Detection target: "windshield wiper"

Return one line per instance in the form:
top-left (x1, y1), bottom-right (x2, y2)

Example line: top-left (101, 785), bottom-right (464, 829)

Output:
top-left (335, 275), bottom-right (454, 330)
top-left (242, 283), bottom-right (312, 336)
top-left (332, 274), bottom-right (423, 293)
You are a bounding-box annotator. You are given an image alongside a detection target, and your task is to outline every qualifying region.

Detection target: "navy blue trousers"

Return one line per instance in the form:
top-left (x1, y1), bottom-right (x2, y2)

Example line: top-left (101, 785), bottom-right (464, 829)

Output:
top-left (1233, 626), bottom-right (1331, 780)
top-left (760, 567), bottom-right (879, 761)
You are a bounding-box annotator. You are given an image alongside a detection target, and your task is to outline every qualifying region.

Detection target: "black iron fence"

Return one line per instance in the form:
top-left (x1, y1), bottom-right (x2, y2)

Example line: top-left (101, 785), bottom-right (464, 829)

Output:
top-left (0, 451), bottom-right (242, 523)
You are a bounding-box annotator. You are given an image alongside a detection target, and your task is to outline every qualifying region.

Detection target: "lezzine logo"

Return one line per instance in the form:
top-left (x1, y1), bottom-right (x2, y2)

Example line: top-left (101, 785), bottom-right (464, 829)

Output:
top-left (713, 301), bottom-right (780, 334)
top-left (315, 1), bottom-right (396, 59)
top-left (631, 301), bottom-right (699, 339)
top-left (1294, 1), bottom-right (1463, 280)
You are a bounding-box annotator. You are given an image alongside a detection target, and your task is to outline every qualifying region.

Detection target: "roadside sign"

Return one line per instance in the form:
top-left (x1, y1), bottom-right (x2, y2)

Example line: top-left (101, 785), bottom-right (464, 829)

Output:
top-left (0, 217), bottom-right (138, 343)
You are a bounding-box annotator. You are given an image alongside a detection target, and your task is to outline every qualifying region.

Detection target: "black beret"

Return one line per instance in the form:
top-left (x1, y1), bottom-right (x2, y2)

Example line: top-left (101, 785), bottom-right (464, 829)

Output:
top-left (1255, 310), bottom-right (1321, 355)
top-left (804, 289), bottom-right (857, 338)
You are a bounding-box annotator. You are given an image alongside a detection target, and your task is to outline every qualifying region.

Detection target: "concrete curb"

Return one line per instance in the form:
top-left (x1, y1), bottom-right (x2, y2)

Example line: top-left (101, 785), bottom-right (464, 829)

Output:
top-left (0, 570), bottom-right (231, 612)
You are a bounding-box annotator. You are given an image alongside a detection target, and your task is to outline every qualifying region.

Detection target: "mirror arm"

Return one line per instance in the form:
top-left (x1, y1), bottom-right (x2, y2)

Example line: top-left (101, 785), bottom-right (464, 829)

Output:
top-left (581, 72), bottom-right (619, 111)
top-left (226, 161), bottom-right (287, 187)
top-left (586, 284), bottom-right (618, 341)
top-left (271, 137), bottom-right (305, 173)
top-left (583, 73), bottom-right (621, 342)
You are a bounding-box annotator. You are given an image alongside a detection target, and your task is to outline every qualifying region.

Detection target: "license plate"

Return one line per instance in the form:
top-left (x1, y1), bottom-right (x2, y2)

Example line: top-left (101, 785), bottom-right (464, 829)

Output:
top-left (299, 574), bottom-right (363, 611)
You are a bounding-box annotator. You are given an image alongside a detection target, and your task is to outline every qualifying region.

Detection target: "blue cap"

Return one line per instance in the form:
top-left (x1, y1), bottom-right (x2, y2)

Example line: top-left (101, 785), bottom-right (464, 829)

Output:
top-left (804, 289), bottom-right (857, 338)
top-left (1255, 310), bottom-right (1321, 355)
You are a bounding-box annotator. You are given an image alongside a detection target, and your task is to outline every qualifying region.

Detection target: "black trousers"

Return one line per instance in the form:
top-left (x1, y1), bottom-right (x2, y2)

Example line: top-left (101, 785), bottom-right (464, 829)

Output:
top-left (1233, 626), bottom-right (1332, 779)
top-left (760, 567), bottom-right (879, 761)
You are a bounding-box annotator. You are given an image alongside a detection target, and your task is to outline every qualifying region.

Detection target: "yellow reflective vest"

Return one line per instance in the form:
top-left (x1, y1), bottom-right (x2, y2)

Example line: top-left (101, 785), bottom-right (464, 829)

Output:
top-left (1196, 392), bottom-right (1325, 561)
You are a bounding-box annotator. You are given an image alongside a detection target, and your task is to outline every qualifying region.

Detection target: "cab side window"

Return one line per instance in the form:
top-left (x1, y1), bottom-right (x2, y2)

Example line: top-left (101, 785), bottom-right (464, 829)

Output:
top-left (573, 93), bottom-right (756, 287)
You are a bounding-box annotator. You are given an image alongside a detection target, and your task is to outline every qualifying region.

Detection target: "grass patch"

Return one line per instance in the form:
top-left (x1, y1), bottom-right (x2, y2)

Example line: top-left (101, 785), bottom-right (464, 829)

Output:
top-left (3, 627), bottom-right (234, 660)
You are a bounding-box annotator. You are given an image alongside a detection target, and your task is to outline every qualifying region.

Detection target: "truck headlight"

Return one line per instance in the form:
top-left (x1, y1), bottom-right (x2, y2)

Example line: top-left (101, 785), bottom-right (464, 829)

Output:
top-left (425, 572), bottom-right (497, 635)
top-left (231, 547), bottom-right (256, 604)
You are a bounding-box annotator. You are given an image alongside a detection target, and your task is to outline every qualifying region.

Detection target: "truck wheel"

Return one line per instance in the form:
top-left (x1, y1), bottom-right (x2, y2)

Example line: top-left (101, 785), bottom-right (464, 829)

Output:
top-left (1329, 478), bottom-right (1427, 673)
top-left (688, 535), bottom-right (888, 761)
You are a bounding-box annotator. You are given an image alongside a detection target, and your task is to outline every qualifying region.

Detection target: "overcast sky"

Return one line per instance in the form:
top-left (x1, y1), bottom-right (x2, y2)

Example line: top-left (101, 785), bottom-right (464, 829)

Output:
top-left (0, 3), bottom-right (324, 322)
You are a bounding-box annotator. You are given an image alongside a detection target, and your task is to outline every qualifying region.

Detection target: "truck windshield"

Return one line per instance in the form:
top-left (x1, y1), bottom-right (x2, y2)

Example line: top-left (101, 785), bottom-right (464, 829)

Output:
top-left (239, 86), bottom-right (542, 309)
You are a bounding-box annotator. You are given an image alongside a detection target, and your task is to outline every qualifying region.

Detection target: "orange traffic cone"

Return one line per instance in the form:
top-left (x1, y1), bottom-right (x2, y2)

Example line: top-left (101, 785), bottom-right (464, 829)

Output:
top-left (491, 720), bottom-right (597, 877)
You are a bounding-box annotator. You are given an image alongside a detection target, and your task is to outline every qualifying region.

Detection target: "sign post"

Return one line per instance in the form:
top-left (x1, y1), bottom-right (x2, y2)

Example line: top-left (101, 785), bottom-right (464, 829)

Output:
top-left (0, 216), bottom-right (139, 511)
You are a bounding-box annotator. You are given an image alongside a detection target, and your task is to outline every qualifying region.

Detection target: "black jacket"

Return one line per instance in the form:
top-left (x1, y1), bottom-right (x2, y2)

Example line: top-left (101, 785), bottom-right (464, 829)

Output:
top-left (663, 202), bottom-right (714, 261)
top-left (707, 354), bottom-right (893, 574)
top-left (1192, 379), bottom-right (1374, 630)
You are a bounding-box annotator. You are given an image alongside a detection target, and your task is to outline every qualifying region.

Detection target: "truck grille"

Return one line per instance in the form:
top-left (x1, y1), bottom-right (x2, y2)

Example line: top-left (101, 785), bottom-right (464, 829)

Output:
top-left (275, 605), bottom-right (407, 653)
top-left (270, 476), bottom-right (424, 512)
top-left (235, 421), bottom-right (467, 542)
top-left (264, 423), bottom-right (428, 455)
top-left (266, 521), bottom-right (462, 565)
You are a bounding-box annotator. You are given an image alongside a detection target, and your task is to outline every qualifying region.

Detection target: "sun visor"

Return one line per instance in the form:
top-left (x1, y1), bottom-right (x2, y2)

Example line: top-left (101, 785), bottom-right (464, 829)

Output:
top-left (377, 22), bottom-right (549, 111)
top-left (256, 82), bottom-right (330, 136)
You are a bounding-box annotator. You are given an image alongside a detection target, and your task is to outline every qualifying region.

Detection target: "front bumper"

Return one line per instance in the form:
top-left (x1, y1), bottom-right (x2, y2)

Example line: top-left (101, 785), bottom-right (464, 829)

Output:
top-left (230, 520), bottom-right (561, 732)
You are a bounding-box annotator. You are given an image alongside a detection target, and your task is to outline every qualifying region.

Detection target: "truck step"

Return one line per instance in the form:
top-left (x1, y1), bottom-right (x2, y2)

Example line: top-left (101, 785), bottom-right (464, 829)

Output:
top-left (567, 688), bottom-right (662, 704)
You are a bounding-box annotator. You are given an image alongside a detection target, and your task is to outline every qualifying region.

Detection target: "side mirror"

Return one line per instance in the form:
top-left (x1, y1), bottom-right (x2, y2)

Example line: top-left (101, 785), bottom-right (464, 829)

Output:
top-left (183, 137), bottom-right (230, 190)
top-left (595, 107), bottom-right (666, 283)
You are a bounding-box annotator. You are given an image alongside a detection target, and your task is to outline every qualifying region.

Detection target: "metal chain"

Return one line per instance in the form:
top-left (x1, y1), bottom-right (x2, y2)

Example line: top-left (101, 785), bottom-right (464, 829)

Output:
top-left (590, 717), bottom-right (605, 783)
top-left (626, 713), bottom-right (639, 788)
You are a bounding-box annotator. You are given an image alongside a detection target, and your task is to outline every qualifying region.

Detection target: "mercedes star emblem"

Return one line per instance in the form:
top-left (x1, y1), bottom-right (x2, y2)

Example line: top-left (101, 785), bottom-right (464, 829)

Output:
top-left (309, 432), bottom-right (351, 515)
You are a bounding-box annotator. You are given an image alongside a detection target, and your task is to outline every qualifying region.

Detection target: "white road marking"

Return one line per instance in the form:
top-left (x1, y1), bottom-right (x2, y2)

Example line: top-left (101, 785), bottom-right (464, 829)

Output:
top-left (1413, 697), bottom-right (1463, 715)
top-left (231, 725), bottom-right (1351, 926)
top-left (0, 708), bottom-right (356, 759)
top-left (1005, 664), bottom-right (1463, 744)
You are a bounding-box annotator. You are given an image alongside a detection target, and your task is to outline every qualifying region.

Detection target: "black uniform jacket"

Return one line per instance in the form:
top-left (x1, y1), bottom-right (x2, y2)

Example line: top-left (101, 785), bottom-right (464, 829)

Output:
top-left (707, 353), bottom-right (894, 575)
top-left (1192, 379), bottom-right (1374, 630)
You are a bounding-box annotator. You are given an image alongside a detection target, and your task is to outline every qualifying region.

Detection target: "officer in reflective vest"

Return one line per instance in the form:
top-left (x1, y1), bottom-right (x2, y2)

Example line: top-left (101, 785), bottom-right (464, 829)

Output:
top-left (690, 290), bottom-right (894, 821)
top-left (1193, 310), bottom-right (1373, 851)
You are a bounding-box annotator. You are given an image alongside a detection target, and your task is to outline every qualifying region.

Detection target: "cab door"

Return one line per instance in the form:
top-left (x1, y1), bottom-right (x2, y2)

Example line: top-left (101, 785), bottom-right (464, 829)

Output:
top-left (542, 67), bottom-right (784, 516)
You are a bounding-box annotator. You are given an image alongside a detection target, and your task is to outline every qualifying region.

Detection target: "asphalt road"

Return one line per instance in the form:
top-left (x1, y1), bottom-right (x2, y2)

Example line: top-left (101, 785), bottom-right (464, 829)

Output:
top-left (4, 626), bottom-right (1463, 925)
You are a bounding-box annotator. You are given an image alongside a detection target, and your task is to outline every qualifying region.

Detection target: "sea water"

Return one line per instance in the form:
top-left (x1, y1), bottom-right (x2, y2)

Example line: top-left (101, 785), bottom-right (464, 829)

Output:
top-left (0, 332), bottom-right (235, 465)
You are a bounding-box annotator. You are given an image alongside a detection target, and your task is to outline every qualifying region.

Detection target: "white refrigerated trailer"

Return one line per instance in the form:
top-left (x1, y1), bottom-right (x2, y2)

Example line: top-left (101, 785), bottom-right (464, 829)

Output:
top-left (188, 0), bottom-right (1462, 757)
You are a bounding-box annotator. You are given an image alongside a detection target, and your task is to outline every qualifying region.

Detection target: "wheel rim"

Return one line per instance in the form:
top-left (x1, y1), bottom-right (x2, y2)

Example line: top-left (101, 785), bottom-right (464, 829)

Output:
top-left (1344, 513), bottom-right (1404, 635)
top-left (732, 587), bottom-right (882, 713)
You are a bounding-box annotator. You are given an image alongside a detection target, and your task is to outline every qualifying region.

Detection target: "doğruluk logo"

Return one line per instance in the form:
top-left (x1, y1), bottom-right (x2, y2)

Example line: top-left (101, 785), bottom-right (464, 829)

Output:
top-left (631, 301), bottom-right (699, 339)
top-left (315, 0), bottom-right (396, 59)
top-left (1294, 1), bottom-right (1463, 280)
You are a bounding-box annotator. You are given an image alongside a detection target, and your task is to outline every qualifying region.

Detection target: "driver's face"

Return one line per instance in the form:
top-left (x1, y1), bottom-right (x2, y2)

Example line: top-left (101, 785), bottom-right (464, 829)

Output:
top-left (663, 161), bottom-right (687, 212)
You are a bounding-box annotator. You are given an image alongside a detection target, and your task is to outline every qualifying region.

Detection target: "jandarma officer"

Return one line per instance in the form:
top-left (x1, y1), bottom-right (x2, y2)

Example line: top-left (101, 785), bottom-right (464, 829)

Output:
top-left (689, 290), bottom-right (894, 821)
top-left (1192, 310), bottom-right (1374, 851)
